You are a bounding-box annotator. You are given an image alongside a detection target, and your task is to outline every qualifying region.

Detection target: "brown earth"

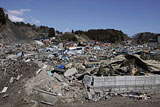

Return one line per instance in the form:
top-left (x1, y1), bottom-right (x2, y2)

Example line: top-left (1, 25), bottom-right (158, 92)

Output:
top-left (0, 61), bottom-right (40, 107)
top-left (54, 94), bottom-right (160, 107)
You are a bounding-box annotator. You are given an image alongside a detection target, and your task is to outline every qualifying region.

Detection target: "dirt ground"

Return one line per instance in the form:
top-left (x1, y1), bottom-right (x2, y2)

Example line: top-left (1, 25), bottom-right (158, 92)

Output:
top-left (0, 61), bottom-right (40, 107)
top-left (54, 94), bottom-right (160, 107)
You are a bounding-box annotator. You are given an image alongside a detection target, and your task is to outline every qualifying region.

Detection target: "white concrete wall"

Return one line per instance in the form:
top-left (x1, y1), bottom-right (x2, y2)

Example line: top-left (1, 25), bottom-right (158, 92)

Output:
top-left (92, 75), bottom-right (160, 92)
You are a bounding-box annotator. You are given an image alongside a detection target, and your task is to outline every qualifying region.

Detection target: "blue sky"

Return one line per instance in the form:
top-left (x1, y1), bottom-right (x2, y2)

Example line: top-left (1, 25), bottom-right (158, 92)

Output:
top-left (0, 0), bottom-right (160, 36)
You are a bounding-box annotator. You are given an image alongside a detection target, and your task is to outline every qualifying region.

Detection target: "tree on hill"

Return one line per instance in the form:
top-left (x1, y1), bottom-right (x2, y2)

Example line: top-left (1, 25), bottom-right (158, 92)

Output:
top-left (75, 30), bottom-right (85, 35)
top-left (60, 33), bottom-right (77, 42)
top-left (72, 29), bottom-right (74, 34)
top-left (0, 8), bottom-right (6, 25)
top-left (48, 28), bottom-right (55, 37)
top-left (75, 29), bottom-right (128, 43)
top-left (133, 32), bottom-right (160, 44)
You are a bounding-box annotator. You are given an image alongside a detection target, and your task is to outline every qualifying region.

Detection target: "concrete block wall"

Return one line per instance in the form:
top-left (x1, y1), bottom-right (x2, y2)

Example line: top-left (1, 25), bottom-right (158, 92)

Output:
top-left (91, 75), bottom-right (160, 93)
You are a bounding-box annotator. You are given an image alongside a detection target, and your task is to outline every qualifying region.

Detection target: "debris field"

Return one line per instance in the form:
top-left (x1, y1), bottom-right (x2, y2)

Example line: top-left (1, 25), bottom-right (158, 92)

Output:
top-left (0, 39), bottom-right (160, 107)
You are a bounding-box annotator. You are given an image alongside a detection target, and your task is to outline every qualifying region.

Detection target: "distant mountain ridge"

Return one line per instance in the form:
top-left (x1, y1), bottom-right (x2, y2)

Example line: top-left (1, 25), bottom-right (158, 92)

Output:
top-left (75, 29), bottom-right (130, 43)
top-left (133, 32), bottom-right (160, 44)
top-left (3, 7), bottom-right (159, 44)
top-left (0, 7), bottom-right (55, 44)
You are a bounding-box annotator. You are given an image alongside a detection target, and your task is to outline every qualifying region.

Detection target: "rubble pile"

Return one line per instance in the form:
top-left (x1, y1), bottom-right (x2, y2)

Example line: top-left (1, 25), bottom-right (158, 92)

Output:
top-left (0, 61), bottom-right (39, 107)
top-left (0, 39), bottom-right (160, 107)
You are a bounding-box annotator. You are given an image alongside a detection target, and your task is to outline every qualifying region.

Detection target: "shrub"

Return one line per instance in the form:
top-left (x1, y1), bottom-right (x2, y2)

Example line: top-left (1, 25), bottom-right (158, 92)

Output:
top-left (60, 33), bottom-right (77, 42)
